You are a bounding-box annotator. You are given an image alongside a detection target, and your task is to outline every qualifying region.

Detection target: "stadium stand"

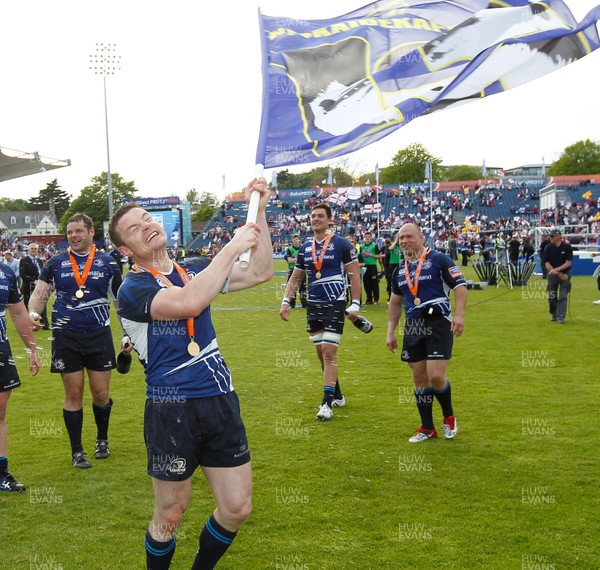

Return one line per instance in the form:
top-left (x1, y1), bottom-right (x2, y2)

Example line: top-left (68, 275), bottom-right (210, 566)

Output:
top-left (187, 176), bottom-right (600, 258)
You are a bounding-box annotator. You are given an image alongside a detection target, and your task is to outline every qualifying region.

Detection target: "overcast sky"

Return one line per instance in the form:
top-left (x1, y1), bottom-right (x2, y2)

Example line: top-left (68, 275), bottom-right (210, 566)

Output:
top-left (2, 0), bottom-right (599, 204)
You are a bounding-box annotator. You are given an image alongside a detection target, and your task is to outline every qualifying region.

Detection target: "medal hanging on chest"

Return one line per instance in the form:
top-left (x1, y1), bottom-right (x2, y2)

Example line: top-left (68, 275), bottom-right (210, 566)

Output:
top-left (312, 233), bottom-right (333, 281)
top-left (69, 244), bottom-right (96, 300)
top-left (133, 261), bottom-right (201, 357)
top-left (404, 248), bottom-right (429, 307)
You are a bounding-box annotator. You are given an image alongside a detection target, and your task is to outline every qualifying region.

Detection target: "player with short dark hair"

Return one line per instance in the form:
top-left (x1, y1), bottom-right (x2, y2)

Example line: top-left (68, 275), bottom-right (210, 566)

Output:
top-left (386, 223), bottom-right (467, 442)
top-left (280, 203), bottom-right (365, 420)
top-left (28, 212), bottom-right (129, 469)
top-left (542, 228), bottom-right (573, 324)
top-left (108, 179), bottom-right (272, 570)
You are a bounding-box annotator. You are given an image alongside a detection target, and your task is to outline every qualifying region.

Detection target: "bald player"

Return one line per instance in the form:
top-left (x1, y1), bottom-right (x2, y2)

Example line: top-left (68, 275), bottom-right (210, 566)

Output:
top-left (386, 223), bottom-right (467, 443)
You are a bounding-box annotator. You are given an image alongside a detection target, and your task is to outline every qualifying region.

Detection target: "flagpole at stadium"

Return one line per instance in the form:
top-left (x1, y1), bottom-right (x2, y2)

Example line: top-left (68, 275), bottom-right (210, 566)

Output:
top-left (425, 161), bottom-right (433, 246)
top-left (238, 164), bottom-right (263, 270)
top-left (375, 163), bottom-right (380, 243)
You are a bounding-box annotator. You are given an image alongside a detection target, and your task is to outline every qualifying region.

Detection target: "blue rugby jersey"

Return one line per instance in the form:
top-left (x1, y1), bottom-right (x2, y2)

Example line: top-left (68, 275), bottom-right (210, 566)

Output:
top-left (39, 250), bottom-right (122, 331)
top-left (0, 263), bottom-right (23, 343)
top-left (391, 249), bottom-right (466, 321)
top-left (296, 234), bottom-right (357, 304)
top-left (117, 257), bottom-right (233, 400)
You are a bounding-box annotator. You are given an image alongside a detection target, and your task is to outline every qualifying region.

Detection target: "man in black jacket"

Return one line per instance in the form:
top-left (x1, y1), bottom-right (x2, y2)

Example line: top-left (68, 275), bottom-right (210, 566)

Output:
top-left (19, 243), bottom-right (49, 328)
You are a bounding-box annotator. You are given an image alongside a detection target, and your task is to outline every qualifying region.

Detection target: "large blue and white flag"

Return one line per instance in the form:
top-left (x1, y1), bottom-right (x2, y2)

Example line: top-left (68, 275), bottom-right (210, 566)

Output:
top-left (256, 0), bottom-right (600, 168)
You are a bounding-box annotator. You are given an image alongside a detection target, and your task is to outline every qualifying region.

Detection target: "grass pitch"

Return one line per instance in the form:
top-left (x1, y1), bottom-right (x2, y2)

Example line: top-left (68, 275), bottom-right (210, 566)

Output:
top-left (1, 261), bottom-right (598, 569)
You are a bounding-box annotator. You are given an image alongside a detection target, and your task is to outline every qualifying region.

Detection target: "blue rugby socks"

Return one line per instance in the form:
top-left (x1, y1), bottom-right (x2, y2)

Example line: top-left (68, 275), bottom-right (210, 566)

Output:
top-left (414, 387), bottom-right (435, 430)
top-left (434, 381), bottom-right (454, 418)
top-left (192, 514), bottom-right (237, 569)
top-left (145, 530), bottom-right (176, 569)
top-left (63, 408), bottom-right (84, 454)
top-left (92, 398), bottom-right (113, 440)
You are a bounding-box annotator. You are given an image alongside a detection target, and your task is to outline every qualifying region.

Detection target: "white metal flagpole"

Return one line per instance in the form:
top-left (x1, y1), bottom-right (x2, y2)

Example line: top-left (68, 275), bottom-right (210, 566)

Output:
top-left (238, 164), bottom-right (264, 270)
top-left (375, 163), bottom-right (380, 243)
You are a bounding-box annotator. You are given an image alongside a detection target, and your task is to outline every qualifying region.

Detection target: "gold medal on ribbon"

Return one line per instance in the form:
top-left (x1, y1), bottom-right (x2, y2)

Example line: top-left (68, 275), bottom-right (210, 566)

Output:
top-left (69, 244), bottom-right (96, 301)
top-left (404, 248), bottom-right (429, 307)
top-left (311, 233), bottom-right (333, 282)
top-left (133, 261), bottom-right (200, 359)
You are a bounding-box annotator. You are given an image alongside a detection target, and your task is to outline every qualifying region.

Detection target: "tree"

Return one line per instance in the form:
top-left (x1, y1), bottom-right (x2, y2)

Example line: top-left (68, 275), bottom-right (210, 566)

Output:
top-left (442, 165), bottom-right (482, 182)
top-left (185, 188), bottom-right (200, 210)
top-left (192, 191), bottom-right (220, 222)
top-left (381, 143), bottom-right (442, 184)
top-left (0, 197), bottom-right (31, 211)
top-left (273, 165), bottom-right (354, 190)
top-left (60, 172), bottom-right (138, 239)
top-left (28, 178), bottom-right (71, 219)
top-left (547, 139), bottom-right (600, 176)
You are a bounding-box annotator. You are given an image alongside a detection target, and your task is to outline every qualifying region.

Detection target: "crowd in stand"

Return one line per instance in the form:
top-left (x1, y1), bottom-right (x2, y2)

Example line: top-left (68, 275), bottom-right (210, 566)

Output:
top-left (189, 181), bottom-right (600, 259)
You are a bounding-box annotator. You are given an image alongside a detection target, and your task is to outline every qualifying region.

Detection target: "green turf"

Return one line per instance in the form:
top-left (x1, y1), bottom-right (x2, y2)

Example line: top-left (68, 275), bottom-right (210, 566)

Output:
top-left (1, 261), bottom-right (598, 569)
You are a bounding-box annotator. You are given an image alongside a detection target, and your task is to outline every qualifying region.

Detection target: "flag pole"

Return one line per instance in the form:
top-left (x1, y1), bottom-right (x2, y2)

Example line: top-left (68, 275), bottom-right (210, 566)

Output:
top-left (375, 163), bottom-right (380, 243)
top-left (238, 163), bottom-right (264, 270)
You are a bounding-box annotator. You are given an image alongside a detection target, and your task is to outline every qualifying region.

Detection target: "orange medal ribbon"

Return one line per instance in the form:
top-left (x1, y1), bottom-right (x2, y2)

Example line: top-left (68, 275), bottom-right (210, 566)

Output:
top-left (133, 261), bottom-right (200, 356)
top-left (403, 248), bottom-right (430, 305)
top-left (68, 244), bottom-right (97, 299)
top-left (311, 233), bottom-right (334, 279)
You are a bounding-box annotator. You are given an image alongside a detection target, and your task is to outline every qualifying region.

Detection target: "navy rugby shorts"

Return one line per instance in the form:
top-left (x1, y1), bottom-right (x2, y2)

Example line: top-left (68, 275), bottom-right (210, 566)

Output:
top-left (51, 326), bottom-right (116, 373)
top-left (306, 301), bottom-right (346, 335)
top-left (0, 341), bottom-right (21, 392)
top-left (144, 390), bottom-right (250, 481)
top-left (401, 315), bottom-right (453, 362)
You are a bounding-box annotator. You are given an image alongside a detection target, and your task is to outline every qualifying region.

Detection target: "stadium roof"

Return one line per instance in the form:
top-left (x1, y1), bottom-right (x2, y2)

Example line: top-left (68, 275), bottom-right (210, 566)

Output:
top-left (0, 146), bottom-right (71, 183)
